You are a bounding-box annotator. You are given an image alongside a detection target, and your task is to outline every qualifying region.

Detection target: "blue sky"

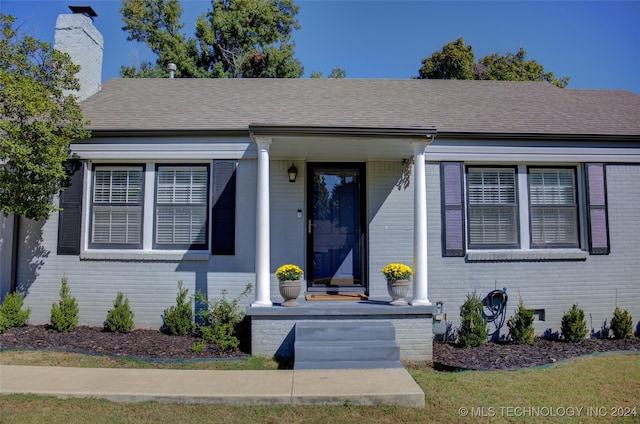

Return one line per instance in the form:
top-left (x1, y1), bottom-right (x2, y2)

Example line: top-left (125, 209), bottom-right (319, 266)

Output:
top-left (2, 0), bottom-right (639, 93)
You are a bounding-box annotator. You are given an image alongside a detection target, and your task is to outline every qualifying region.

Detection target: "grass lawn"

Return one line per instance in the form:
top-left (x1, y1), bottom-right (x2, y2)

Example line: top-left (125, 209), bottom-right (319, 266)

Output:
top-left (1, 351), bottom-right (639, 423)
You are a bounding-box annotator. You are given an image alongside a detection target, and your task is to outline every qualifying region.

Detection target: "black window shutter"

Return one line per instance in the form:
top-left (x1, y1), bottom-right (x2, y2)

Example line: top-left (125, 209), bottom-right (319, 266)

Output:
top-left (212, 160), bottom-right (237, 255)
top-left (57, 160), bottom-right (84, 255)
top-left (440, 162), bottom-right (465, 257)
top-left (585, 163), bottom-right (610, 255)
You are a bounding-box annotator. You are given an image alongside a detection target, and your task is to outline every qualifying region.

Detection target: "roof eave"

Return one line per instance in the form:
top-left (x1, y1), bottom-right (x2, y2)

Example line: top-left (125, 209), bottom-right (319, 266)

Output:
top-left (437, 131), bottom-right (640, 143)
top-left (248, 124), bottom-right (437, 139)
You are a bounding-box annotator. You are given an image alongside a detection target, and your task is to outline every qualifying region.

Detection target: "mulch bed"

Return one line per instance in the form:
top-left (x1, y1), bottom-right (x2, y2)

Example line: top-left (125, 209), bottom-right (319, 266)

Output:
top-left (0, 325), bottom-right (246, 361)
top-left (2, 325), bottom-right (639, 369)
top-left (433, 337), bottom-right (640, 371)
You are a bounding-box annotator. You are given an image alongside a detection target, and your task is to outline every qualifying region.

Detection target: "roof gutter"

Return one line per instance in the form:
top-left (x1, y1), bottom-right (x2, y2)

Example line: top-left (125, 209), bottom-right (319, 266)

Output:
top-left (248, 124), bottom-right (437, 140)
top-left (436, 131), bottom-right (640, 143)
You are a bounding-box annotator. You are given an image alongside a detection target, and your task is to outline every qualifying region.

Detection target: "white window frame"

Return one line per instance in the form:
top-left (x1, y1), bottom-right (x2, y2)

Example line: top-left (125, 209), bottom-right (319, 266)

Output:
top-left (154, 164), bottom-right (209, 250)
top-left (466, 166), bottom-right (520, 249)
top-left (527, 166), bottom-right (580, 249)
top-left (89, 165), bottom-right (144, 249)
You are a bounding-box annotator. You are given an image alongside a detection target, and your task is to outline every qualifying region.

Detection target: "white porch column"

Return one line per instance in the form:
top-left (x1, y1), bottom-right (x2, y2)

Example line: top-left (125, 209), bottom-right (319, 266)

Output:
top-left (252, 137), bottom-right (273, 307)
top-left (410, 140), bottom-right (431, 306)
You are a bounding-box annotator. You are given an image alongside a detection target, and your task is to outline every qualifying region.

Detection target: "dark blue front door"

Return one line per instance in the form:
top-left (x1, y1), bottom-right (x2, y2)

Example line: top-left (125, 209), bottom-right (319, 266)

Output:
top-left (307, 163), bottom-right (365, 292)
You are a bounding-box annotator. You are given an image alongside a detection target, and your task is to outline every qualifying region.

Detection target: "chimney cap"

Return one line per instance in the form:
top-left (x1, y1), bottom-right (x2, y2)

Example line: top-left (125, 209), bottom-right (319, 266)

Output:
top-left (68, 6), bottom-right (97, 18)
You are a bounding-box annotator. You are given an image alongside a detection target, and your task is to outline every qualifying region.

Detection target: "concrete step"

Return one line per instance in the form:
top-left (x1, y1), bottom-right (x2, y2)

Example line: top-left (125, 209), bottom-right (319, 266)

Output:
top-left (295, 340), bottom-right (400, 362)
top-left (293, 321), bottom-right (402, 370)
top-left (294, 360), bottom-right (404, 370)
top-left (294, 321), bottom-right (396, 342)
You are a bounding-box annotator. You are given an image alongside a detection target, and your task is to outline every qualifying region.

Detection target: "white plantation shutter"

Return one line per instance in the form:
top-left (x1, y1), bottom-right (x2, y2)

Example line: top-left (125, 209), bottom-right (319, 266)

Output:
top-left (467, 167), bottom-right (519, 247)
top-left (155, 166), bottom-right (208, 248)
top-left (528, 168), bottom-right (578, 247)
top-left (91, 167), bottom-right (143, 246)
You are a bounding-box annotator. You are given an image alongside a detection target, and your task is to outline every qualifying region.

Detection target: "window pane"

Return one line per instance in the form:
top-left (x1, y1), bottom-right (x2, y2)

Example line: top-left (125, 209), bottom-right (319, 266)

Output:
top-left (529, 169), bottom-right (575, 205)
top-left (529, 168), bottom-right (578, 247)
top-left (467, 167), bottom-right (518, 247)
top-left (469, 206), bottom-right (518, 245)
top-left (94, 168), bottom-right (142, 203)
top-left (157, 166), bottom-right (208, 204)
top-left (92, 205), bottom-right (141, 244)
top-left (156, 206), bottom-right (207, 245)
top-left (468, 168), bottom-right (516, 204)
top-left (530, 206), bottom-right (578, 245)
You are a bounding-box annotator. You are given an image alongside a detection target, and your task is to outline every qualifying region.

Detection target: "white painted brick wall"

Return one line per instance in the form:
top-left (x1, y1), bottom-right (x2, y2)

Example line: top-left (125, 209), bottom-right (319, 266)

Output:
top-left (54, 13), bottom-right (103, 101)
top-left (368, 161), bottom-right (414, 298)
top-left (426, 163), bottom-right (640, 339)
top-left (17, 160), bottom-right (259, 328)
top-left (15, 156), bottom-right (640, 343)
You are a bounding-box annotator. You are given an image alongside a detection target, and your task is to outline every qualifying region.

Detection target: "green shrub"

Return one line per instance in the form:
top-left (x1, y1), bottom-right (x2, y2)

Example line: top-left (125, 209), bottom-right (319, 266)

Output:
top-left (0, 292), bottom-right (31, 333)
top-left (162, 281), bottom-right (194, 336)
top-left (50, 277), bottom-right (79, 332)
top-left (194, 283), bottom-right (251, 352)
top-left (458, 291), bottom-right (489, 348)
top-left (561, 304), bottom-right (588, 343)
top-left (610, 307), bottom-right (633, 339)
top-left (507, 298), bottom-right (535, 344)
top-left (104, 292), bottom-right (135, 333)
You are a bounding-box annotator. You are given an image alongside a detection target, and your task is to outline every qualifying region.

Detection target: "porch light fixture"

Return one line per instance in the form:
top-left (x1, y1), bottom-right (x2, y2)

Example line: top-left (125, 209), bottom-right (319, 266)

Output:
top-left (287, 163), bottom-right (298, 183)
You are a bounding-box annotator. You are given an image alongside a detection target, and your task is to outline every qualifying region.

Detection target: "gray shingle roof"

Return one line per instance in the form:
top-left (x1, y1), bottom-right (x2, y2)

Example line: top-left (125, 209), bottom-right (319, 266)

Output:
top-left (80, 79), bottom-right (640, 137)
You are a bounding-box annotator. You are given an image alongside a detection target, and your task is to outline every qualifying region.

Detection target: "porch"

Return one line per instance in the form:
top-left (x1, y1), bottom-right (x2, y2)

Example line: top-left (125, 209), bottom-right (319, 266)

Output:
top-left (246, 298), bottom-right (435, 362)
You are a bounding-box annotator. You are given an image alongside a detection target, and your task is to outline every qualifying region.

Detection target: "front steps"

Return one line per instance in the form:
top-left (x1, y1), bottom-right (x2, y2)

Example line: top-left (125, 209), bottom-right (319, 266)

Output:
top-left (293, 321), bottom-right (403, 370)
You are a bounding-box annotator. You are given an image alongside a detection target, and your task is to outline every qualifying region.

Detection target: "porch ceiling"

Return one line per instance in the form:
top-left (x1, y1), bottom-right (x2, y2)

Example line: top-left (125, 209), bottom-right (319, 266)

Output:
top-left (251, 125), bottom-right (437, 161)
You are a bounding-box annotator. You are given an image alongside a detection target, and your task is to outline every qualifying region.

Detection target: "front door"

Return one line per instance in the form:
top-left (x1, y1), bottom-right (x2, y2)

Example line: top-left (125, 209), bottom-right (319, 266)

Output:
top-left (307, 163), bottom-right (366, 293)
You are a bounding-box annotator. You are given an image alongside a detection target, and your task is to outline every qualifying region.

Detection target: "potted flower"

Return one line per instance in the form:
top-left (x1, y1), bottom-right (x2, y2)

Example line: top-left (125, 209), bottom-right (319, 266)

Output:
top-left (275, 264), bottom-right (303, 307)
top-left (381, 263), bottom-right (412, 306)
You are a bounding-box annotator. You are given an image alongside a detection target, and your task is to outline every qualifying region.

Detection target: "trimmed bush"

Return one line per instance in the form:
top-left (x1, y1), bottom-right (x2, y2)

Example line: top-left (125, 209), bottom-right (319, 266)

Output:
top-left (104, 292), bottom-right (135, 333)
top-left (195, 283), bottom-right (251, 352)
top-left (561, 304), bottom-right (588, 343)
top-left (507, 298), bottom-right (535, 344)
top-left (458, 291), bottom-right (489, 348)
top-left (50, 277), bottom-right (79, 332)
top-left (0, 292), bottom-right (31, 333)
top-left (162, 281), bottom-right (194, 336)
top-left (610, 307), bottom-right (633, 340)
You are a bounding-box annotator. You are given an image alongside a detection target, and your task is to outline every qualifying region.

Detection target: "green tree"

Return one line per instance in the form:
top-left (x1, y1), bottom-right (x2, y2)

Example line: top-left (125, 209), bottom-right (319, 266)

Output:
top-left (0, 14), bottom-right (89, 220)
top-left (310, 67), bottom-right (346, 79)
top-left (417, 38), bottom-right (569, 88)
top-left (120, 0), bottom-right (303, 78)
top-left (476, 48), bottom-right (569, 88)
top-left (418, 38), bottom-right (475, 80)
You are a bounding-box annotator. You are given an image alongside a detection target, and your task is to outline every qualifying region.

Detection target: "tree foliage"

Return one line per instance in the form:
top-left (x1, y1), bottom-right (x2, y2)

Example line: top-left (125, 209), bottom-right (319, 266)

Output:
top-left (0, 14), bottom-right (89, 220)
top-left (417, 38), bottom-right (569, 88)
top-left (310, 67), bottom-right (347, 79)
top-left (418, 38), bottom-right (475, 80)
top-left (120, 0), bottom-right (303, 78)
top-left (477, 48), bottom-right (569, 88)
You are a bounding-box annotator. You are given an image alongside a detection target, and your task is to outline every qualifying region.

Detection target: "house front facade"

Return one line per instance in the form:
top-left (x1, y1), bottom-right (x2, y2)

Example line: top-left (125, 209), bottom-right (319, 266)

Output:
top-left (1, 10), bottom-right (639, 361)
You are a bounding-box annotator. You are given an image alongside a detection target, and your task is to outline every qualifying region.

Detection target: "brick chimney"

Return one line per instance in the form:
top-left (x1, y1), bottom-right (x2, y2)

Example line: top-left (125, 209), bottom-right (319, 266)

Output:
top-left (54, 6), bottom-right (103, 101)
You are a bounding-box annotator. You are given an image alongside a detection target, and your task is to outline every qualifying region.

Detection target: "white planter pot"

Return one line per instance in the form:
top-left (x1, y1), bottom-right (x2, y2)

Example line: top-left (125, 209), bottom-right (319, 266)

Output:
top-left (387, 279), bottom-right (410, 306)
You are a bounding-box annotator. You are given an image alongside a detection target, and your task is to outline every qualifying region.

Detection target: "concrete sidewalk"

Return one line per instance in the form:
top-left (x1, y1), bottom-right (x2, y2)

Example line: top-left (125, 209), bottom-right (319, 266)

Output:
top-left (0, 365), bottom-right (424, 407)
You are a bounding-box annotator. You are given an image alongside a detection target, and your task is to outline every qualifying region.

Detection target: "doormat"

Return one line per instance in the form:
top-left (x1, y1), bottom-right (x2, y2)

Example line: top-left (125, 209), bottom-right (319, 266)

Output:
top-left (305, 293), bottom-right (368, 301)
